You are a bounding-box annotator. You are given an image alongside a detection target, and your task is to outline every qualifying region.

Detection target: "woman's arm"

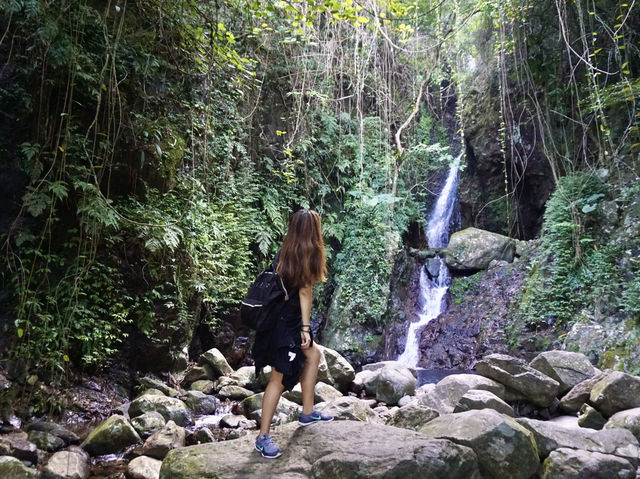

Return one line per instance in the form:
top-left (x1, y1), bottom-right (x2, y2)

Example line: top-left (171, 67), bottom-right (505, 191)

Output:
top-left (299, 284), bottom-right (312, 348)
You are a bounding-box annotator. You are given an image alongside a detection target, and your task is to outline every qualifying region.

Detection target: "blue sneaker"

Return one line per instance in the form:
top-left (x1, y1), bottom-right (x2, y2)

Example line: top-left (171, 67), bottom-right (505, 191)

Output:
top-left (298, 410), bottom-right (334, 426)
top-left (255, 434), bottom-right (282, 459)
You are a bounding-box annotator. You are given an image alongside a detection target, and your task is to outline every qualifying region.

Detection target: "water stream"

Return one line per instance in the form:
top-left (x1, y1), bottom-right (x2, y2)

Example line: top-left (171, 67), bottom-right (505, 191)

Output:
top-left (398, 154), bottom-right (461, 368)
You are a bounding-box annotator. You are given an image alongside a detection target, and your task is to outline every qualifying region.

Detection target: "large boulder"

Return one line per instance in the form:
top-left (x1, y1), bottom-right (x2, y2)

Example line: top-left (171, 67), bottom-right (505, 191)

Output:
top-left (420, 373), bottom-right (505, 413)
top-left (453, 389), bottom-right (514, 416)
top-left (352, 369), bottom-right (379, 396)
top-left (283, 381), bottom-right (343, 405)
top-left (129, 394), bottom-right (192, 427)
top-left (127, 455), bottom-right (163, 479)
top-left (130, 411), bottom-right (167, 439)
top-left (141, 420), bottom-right (186, 460)
top-left (376, 364), bottom-right (417, 405)
top-left (540, 447), bottom-right (635, 479)
top-left (530, 351), bottom-right (597, 394)
top-left (0, 432), bottom-right (38, 464)
top-left (139, 377), bottom-right (181, 398)
top-left (181, 391), bottom-right (219, 415)
top-left (241, 393), bottom-right (300, 424)
top-left (80, 414), bottom-right (141, 456)
top-left (27, 429), bottom-right (65, 452)
top-left (445, 227), bottom-right (515, 272)
top-left (317, 345), bottom-right (356, 392)
top-left (386, 403), bottom-right (439, 431)
top-left (200, 348), bottom-right (233, 378)
top-left (26, 421), bottom-right (79, 445)
top-left (217, 385), bottom-right (254, 400)
top-left (559, 371), bottom-right (608, 413)
top-left (589, 371), bottom-right (640, 417)
top-left (604, 408), bottom-right (640, 442)
top-left (516, 417), bottom-right (640, 461)
top-left (159, 421), bottom-right (482, 478)
top-left (0, 456), bottom-right (39, 478)
top-left (418, 409), bottom-right (539, 479)
top-left (43, 448), bottom-right (90, 479)
top-left (476, 353), bottom-right (560, 407)
top-left (316, 396), bottom-right (380, 423)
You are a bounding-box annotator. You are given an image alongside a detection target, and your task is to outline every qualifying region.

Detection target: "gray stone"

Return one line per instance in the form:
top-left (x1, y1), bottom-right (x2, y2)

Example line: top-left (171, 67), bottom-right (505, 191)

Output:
top-left (541, 447), bottom-right (635, 479)
top-left (317, 345), bottom-right (356, 392)
top-left (28, 429), bottom-right (65, 452)
top-left (516, 417), bottom-right (640, 461)
top-left (578, 404), bottom-right (606, 430)
top-left (0, 455), bottom-right (39, 478)
top-left (189, 380), bottom-right (215, 394)
top-left (421, 373), bottom-right (506, 413)
top-left (127, 455), bottom-right (162, 479)
top-left (159, 421), bottom-right (481, 479)
top-left (604, 407), bottom-right (640, 442)
top-left (352, 369), bottom-right (378, 396)
top-left (419, 409), bottom-right (539, 479)
top-left (141, 420), bottom-right (186, 460)
top-left (220, 415), bottom-right (257, 429)
top-left (361, 361), bottom-right (417, 377)
top-left (315, 381), bottom-right (344, 403)
top-left (26, 421), bottom-right (79, 445)
top-left (217, 385), bottom-right (254, 400)
top-left (80, 414), bottom-right (141, 456)
top-left (241, 393), bottom-right (300, 424)
top-left (530, 350), bottom-right (597, 395)
top-left (386, 403), bottom-right (439, 431)
top-left (129, 394), bottom-right (191, 426)
top-left (445, 227), bottom-right (516, 271)
top-left (316, 396), bottom-right (380, 423)
top-left (0, 432), bottom-right (38, 464)
top-left (200, 348), bottom-right (233, 378)
top-left (559, 371), bottom-right (608, 413)
top-left (454, 389), bottom-right (514, 416)
top-left (182, 365), bottom-right (212, 385)
top-left (192, 428), bottom-right (215, 444)
top-left (229, 366), bottom-right (257, 389)
top-left (139, 377), bottom-right (181, 398)
top-left (43, 449), bottom-right (90, 479)
top-left (376, 364), bottom-right (417, 405)
top-left (130, 411), bottom-right (166, 439)
top-left (476, 353), bottom-right (560, 407)
top-left (589, 370), bottom-right (640, 417)
top-left (182, 390), bottom-right (219, 415)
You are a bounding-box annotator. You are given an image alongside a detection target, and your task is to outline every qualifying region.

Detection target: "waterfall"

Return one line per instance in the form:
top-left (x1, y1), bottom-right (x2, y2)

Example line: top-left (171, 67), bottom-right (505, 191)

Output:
top-left (398, 154), bottom-right (461, 367)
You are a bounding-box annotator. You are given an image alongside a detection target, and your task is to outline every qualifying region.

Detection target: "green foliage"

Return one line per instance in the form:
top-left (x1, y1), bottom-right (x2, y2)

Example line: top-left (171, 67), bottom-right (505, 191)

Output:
top-left (449, 271), bottom-right (483, 306)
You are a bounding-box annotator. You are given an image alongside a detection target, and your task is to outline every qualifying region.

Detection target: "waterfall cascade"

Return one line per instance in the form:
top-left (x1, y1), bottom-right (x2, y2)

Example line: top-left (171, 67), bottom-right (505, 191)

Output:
top-left (398, 155), bottom-right (461, 367)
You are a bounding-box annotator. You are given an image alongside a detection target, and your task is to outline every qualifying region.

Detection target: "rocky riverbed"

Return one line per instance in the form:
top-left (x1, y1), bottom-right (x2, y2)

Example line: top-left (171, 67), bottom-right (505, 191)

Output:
top-left (2, 346), bottom-right (640, 478)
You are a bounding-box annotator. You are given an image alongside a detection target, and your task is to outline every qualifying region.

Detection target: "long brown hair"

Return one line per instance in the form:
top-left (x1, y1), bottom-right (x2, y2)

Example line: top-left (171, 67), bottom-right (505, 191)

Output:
top-left (276, 209), bottom-right (327, 288)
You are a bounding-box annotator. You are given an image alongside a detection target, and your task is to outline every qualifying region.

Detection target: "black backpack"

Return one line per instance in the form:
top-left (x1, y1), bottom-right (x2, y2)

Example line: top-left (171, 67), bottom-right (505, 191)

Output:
top-left (241, 255), bottom-right (292, 332)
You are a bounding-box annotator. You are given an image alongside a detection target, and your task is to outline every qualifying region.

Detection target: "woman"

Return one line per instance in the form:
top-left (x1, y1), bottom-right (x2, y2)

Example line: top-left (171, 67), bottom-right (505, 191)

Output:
top-left (253, 209), bottom-right (333, 459)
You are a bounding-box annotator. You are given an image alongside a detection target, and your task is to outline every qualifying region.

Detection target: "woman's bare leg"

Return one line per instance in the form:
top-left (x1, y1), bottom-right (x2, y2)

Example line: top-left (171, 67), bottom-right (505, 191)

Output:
top-left (259, 369), bottom-right (285, 436)
top-left (300, 343), bottom-right (321, 415)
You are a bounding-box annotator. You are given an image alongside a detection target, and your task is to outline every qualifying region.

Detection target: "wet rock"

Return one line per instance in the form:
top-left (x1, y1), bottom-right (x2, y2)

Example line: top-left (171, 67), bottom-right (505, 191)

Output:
top-left (182, 366), bottom-right (212, 385)
top-left (386, 403), bottom-right (439, 431)
top-left (419, 409), bottom-right (539, 479)
top-left (141, 420), bottom-right (185, 460)
top-left (26, 422), bottom-right (79, 445)
top-left (189, 380), bottom-right (215, 394)
top-left (476, 353), bottom-right (559, 407)
top-left (43, 448), bottom-right (90, 479)
top-left (159, 421), bottom-right (481, 479)
top-left (129, 393), bottom-right (191, 427)
top-left (604, 407), bottom-right (640, 442)
top-left (540, 447), bottom-right (635, 479)
top-left (317, 345), bottom-right (356, 392)
top-left (376, 364), bottom-right (417, 406)
top-left (445, 227), bottom-right (516, 272)
top-left (229, 366), bottom-right (257, 389)
top-left (80, 414), bottom-right (141, 456)
top-left (139, 377), bottom-right (181, 398)
top-left (316, 396), bottom-right (380, 423)
top-left (191, 428), bottom-right (215, 444)
top-left (516, 417), bottom-right (640, 461)
top-left (200, 348), bottom-right (233, 378)
top-left (0, 432), bottom-right (38, 464)
top-left (589, 370), bottom-right (640, 417)
top-left (130, 411), bottom-right (166, 439)
top-left (127, 455), bottom-right (162, 479)
top-left (530, 351), bottom-right (597, 394)
top-left (578, 404), bottom-right (606, 430)
top-left (453, 389), bottom-right (514, 416)
top-left (0, 455), bottom-right (39, 478)
top-left (217, 385), bottom-right (254, 400)
top-left (220, 415), bottom-right (256, 429)
top-left (27, 429), bottom-right (65, 452)
top-left (559, 371), bottom-right (608, 413)
top-left (181, 391), bottom-right (219, 415)
top-left (420, 373), bottom-right (506, 413)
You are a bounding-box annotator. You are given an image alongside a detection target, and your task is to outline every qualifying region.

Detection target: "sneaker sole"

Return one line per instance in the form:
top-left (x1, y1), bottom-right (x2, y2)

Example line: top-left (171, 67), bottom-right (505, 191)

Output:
top-left (255, 445), bottom-right (282, 459)
top-left (298, 417), bottom-right (334, 426)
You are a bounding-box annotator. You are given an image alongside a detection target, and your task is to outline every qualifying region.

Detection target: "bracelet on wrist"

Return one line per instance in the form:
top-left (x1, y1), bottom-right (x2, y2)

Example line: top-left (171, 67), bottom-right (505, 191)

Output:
top-left (301, 325), bottom-right (311, 331)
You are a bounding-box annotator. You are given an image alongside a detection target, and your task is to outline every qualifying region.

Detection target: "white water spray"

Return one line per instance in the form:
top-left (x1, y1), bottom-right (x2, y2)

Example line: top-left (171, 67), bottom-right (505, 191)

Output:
top-left (398, 154), bottom-right (461, 367)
